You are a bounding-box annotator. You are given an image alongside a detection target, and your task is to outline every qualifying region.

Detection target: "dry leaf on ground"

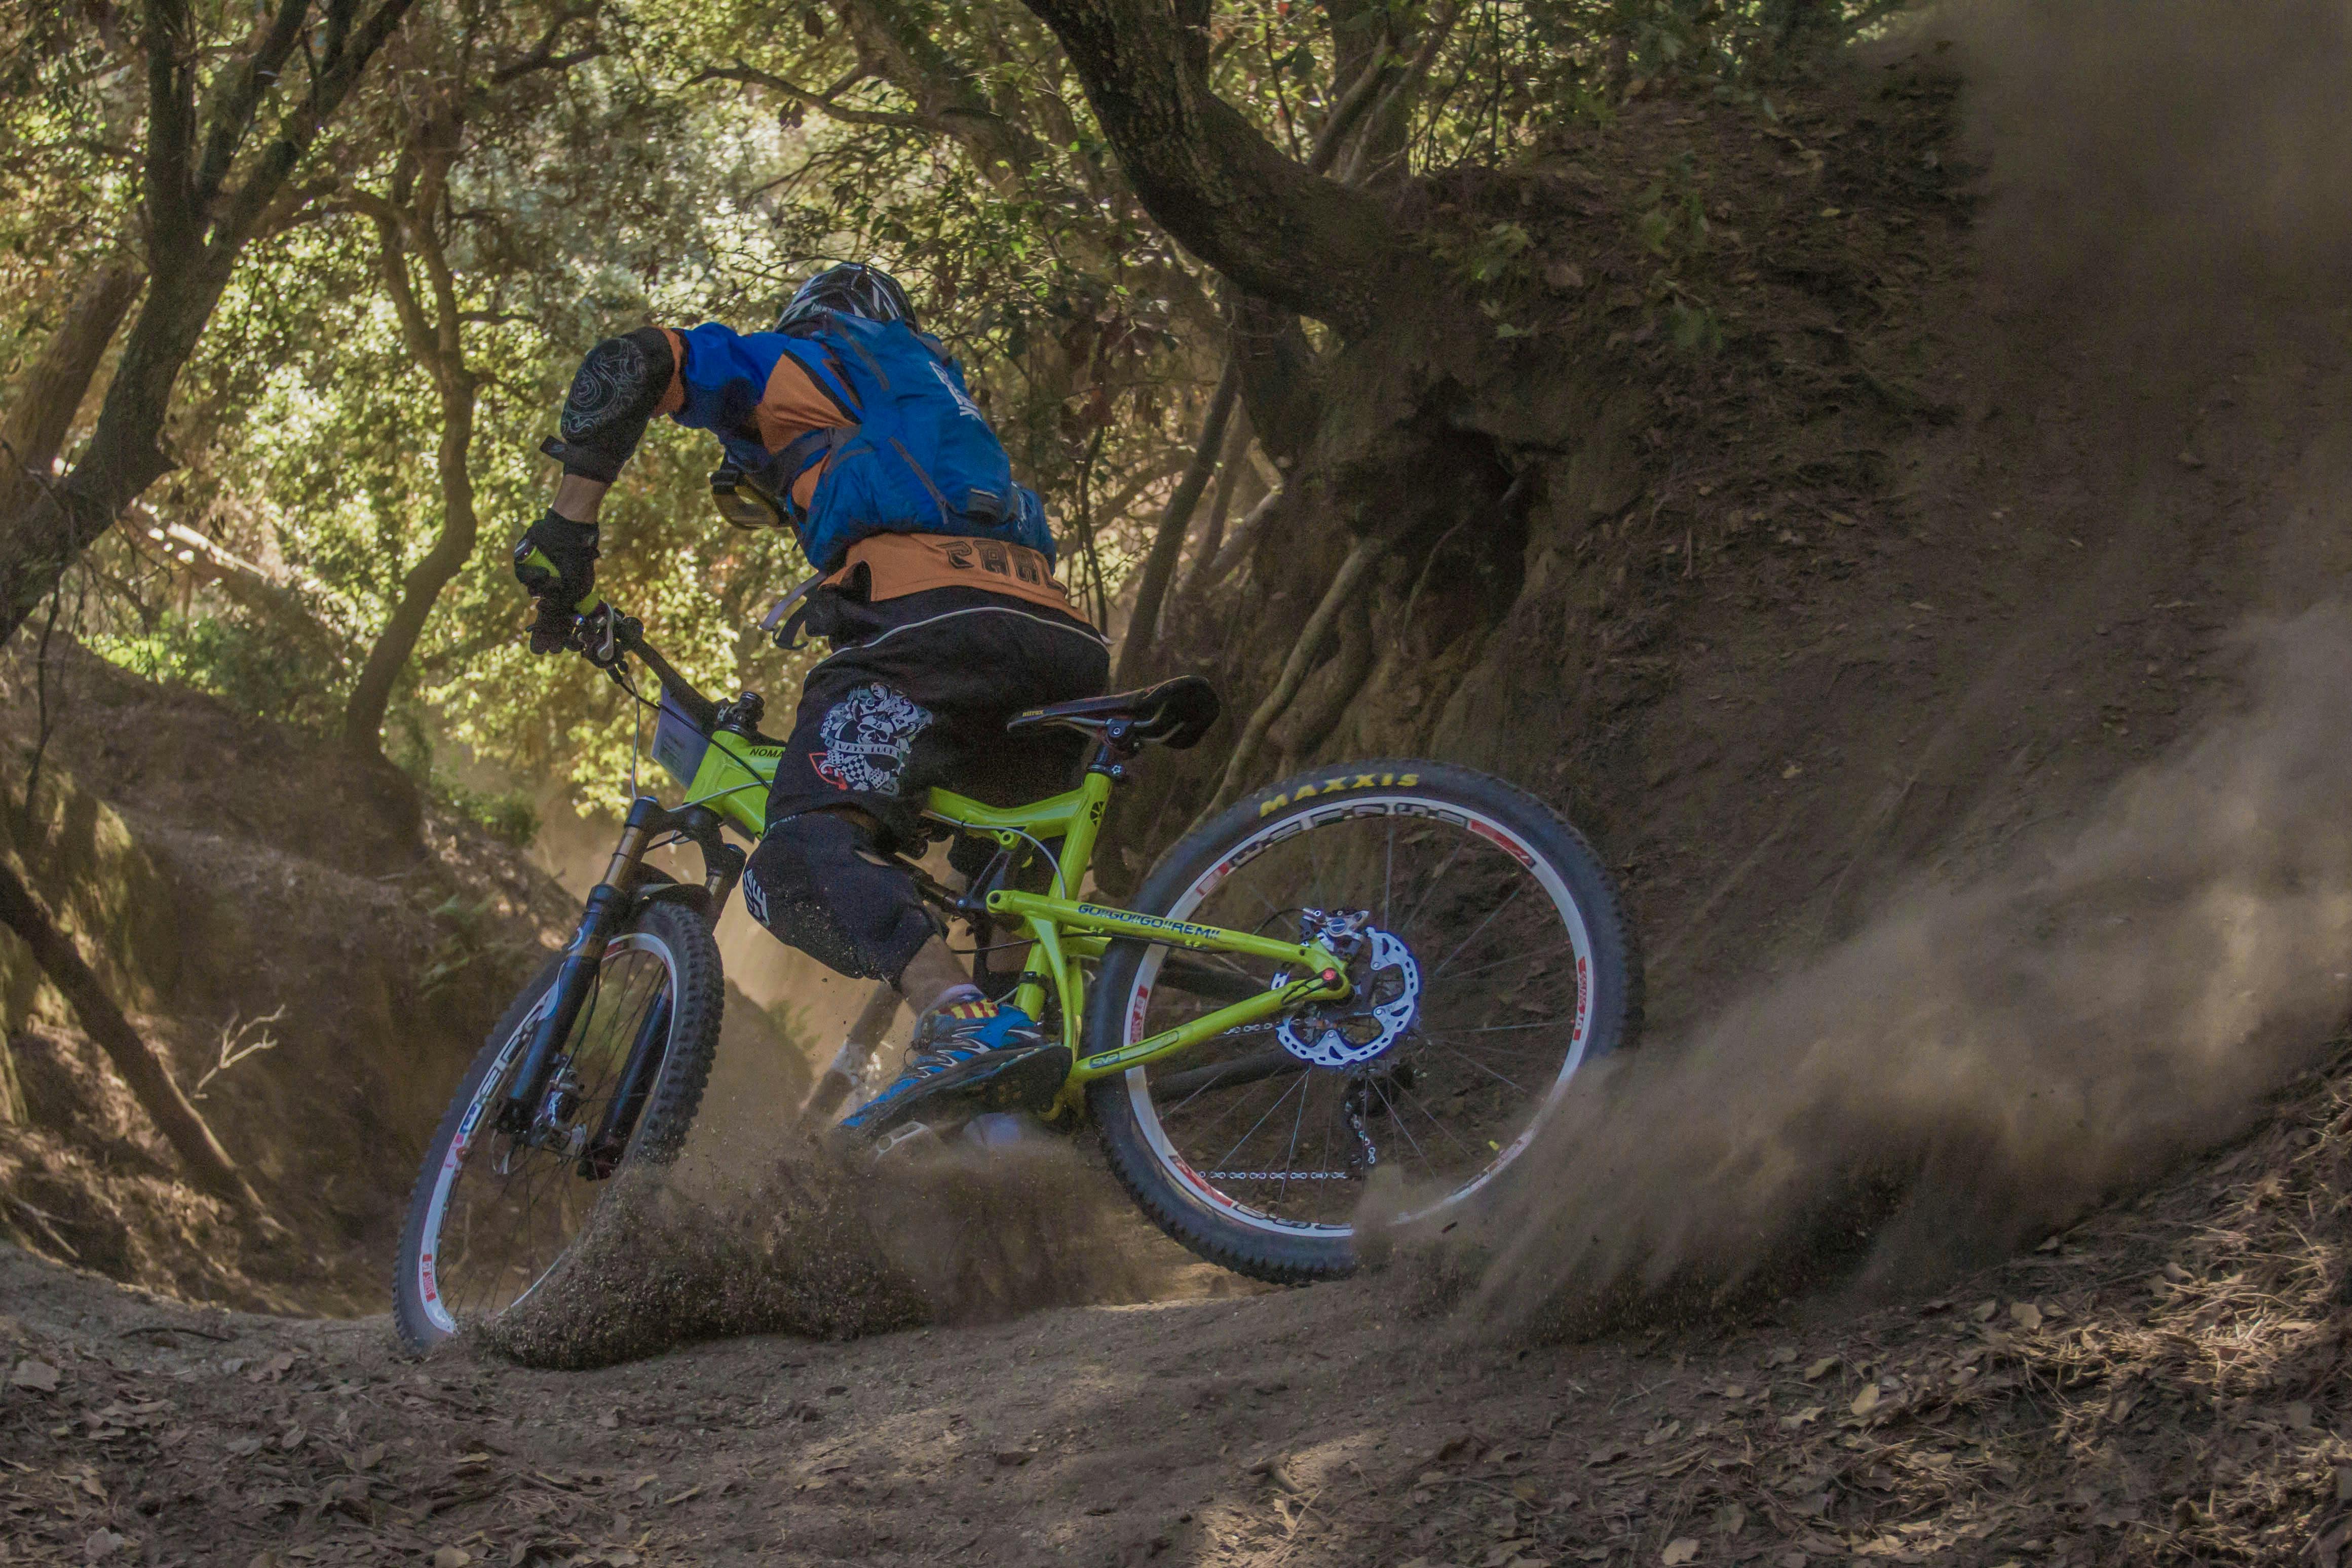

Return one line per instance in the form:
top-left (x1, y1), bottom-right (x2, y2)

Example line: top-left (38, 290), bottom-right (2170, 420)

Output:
top-left (10, 1358), bottom-right (60, 1391)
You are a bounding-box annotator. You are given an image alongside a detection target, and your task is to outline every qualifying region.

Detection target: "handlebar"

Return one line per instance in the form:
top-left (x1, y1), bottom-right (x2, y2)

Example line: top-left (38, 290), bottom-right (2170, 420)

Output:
top-left (567, 603), bottom-right (719, 731)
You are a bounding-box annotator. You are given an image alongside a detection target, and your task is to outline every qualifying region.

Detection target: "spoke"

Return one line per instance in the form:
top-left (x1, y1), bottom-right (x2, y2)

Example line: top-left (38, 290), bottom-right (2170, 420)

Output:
top-left (1170, 1069), bottom-right (1292, 1143)
top-left (1163, 1055), bottom-right (1275, 1118)
top-left (1415, 1031), bottom-right (1569, 1064)
top-left (1431, 884), bottom-right (1527, 980)
top-left (1216, 1070), bottom-right (1308, 1170)
top-left (1421, 946), bottom-right (1565, 988)
top-left (1441, 1017), bottom-right (1576, 1036)
top-left (1234, 878), bottom-right (1284, 925)
top-left (1370, 1077), bottom-right (1430, 1167)
top-left (1436, 1043), bottom-right (1528, 1095)
top-left (1398, 839), bottom-right (1468, 943)
top-left (437, 942), bottom-right (689, 1324)
top-left (1278, 1063), bottom-right (1312, 1207)
top-left (1392, 1076), bottom-right (1476, 1158)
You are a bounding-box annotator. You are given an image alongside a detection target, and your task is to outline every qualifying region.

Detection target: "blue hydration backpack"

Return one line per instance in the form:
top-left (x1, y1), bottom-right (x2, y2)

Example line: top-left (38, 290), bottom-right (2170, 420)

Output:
top-left (761, 312), bottom-right (1054, 573)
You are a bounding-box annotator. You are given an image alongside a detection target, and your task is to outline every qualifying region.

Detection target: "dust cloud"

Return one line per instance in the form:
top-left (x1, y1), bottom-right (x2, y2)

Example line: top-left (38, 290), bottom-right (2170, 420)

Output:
top-left (1956, 0), bottom-right (2352, 329)
top-left (1414, 604), bottom-right (2352, 1335)
top-left (480, 1135), bottom-right (1194, 1370)
top-left (1398, 1), bottom-right (2352, 1337)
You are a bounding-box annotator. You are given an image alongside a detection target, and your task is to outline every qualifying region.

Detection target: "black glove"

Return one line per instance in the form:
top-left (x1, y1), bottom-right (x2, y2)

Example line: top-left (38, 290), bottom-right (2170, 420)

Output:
top-left (512, 509), bottom-right (600, 654)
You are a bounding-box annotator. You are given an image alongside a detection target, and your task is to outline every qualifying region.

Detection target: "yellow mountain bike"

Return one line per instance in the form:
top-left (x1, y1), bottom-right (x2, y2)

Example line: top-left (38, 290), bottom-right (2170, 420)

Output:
top-left (393, 604), bottom-right (1640, 1348)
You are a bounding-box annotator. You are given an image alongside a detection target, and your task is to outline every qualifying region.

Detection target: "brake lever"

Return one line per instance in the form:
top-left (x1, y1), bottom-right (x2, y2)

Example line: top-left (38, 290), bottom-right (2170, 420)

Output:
top-left (573, 603), bottom-right (621, 668)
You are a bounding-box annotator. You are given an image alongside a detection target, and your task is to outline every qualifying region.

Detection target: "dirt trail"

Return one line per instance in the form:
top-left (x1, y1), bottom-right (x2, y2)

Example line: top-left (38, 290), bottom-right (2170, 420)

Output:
top-left (9, 1041), bottom-right (2352, 1566)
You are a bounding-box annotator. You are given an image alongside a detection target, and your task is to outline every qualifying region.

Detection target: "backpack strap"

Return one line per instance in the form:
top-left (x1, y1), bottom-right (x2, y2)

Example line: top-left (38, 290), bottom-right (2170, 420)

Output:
top-left (768, 424), bottom-right (855, 514)
top-left (775, 334), bottom-right (863, 418)
top-left (832, 325), bottom-right (893, 391)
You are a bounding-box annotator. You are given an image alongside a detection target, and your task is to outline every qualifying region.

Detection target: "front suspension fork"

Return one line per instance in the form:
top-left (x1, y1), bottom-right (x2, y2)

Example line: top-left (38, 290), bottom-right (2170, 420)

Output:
top-left (501, 797), bottom-right (668, 1133)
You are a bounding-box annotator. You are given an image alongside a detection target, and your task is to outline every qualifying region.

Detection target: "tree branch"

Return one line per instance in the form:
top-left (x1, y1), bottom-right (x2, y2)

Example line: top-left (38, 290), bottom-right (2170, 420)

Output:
top-left (0, 850), bottom-right (267, 1216)
top-left (0, 262), bottom-right (145, 528)
top-left (1308, 44), bottom-right (1392, 176)
top-left (189, 0), bottom-right (311, 214)
top-left (837, 0), bottom-right (1064, 184)
top-left (690, 62), bottom-right (933, 131)
top-left (343, 190), bottom-right (440, 373)
top-left (1016, 0), bottom-right (1433, 338)
top-left (1115, 356), bottom-right (1237, 689)
top-left (1339, 0), bottom-right (1460, 187)
top-left (489, 6), bottom-right (606, 85)
top-left (208, 0), bottom-right (422, 255)
top-left (140, 0), bottom-right (201, 252)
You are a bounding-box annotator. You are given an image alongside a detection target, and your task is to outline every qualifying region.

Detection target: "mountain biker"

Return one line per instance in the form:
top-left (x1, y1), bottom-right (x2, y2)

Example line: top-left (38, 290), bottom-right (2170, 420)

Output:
top-left (511, 263), bottom-right (1105, 1142)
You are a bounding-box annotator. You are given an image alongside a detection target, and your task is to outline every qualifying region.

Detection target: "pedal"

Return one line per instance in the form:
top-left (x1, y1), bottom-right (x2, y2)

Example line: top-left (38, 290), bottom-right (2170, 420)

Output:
top-left (961, 1111), bottom-right (1054, 1150)
top-left (868, 1121), bottom-right (940, 1163)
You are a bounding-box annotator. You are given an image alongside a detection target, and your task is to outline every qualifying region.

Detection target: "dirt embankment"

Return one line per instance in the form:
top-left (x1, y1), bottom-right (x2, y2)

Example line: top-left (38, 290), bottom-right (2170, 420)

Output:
top-left (0, 646), bottom-right (809, 1315)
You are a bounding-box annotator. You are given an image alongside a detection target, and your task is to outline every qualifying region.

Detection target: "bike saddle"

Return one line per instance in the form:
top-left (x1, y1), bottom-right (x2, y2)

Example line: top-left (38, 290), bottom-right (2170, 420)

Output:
top-left (1005, 674), bottom-right (1222, 750)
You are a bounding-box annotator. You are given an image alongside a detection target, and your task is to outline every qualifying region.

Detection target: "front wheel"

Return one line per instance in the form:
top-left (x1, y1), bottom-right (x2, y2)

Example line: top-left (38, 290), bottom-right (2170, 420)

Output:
top-left (392, 899), bottom-right (724, 1349)
top-left (1086, 759), bottom-right (1641, 1284)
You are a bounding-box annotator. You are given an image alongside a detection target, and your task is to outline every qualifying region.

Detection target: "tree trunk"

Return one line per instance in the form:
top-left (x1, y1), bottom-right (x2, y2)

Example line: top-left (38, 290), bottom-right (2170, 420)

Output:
top-left (0, 852), bottom-right (264, 1214)
top-left (0, 241), bottom-right (239, 642)
top-left (0, 0), bottom-right (419, 652)
top-left (1016, 0), bottom-right (1438, 339)
top-left (1205, 528), bottom-right (1395, 816)
top-left (343, 366), bottom-right (478, 750)
top-left (1228, 294), bottom-right (1324, 466)
top-left (129, 509), bottom-right (346, 657)
top-left (0, 262), bottom-right (144, 526)
top-left (1113, 358), bottom-right (1238, 690)
top-left (1185, 404), bottom-right (1255, 590)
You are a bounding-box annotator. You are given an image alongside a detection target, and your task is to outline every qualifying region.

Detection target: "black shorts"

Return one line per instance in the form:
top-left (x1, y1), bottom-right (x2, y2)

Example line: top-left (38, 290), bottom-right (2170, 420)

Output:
top-left (766, 585), bottom-right (1110, 848)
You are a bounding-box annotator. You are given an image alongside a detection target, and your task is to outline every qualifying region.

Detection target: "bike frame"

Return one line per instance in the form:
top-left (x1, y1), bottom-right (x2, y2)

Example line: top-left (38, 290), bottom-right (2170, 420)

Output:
top-left (497, 602), bottom-right (1354, 1145)
top-left (670, 721), bottom-right (1353, 1103)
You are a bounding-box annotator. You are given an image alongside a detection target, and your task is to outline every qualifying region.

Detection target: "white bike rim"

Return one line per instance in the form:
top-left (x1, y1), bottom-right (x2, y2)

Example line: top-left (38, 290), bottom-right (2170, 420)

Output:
top-left (1121, 796), bottom-right (1599, 1240)
top-left (413, 932), bottom-right (675, 1337)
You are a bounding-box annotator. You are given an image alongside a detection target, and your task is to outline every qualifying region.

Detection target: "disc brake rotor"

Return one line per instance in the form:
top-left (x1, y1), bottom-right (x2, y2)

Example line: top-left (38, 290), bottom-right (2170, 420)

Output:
top-left (1277, 927), bottom-right (1421, 1068)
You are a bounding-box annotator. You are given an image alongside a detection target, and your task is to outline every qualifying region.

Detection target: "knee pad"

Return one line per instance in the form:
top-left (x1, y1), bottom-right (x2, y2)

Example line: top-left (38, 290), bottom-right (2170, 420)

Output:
top-left (741, 811), bottom-right (936, 982)
top-left (545, 328), bottom-right (675, 482)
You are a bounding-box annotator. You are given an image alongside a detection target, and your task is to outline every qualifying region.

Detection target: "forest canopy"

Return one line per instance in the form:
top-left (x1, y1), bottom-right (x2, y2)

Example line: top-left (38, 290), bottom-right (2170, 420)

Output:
top-left (0, 0), bottom-right (1899, 828)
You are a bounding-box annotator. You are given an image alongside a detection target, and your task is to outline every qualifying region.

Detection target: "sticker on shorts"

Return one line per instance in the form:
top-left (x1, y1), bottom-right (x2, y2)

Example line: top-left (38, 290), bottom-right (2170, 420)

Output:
top-left (811, 682), bottom-right (933, 795)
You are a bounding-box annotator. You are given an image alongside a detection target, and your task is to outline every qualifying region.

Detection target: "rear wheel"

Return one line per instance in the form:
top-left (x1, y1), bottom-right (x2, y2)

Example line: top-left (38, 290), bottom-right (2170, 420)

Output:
top-left (1086, 760), bottom-right (1640, 1283)
top-left (392, 900), bottom-right (723, 1349)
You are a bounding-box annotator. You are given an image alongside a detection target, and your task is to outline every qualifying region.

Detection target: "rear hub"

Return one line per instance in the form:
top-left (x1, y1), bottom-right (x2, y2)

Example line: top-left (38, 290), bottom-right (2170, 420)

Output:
top-left (1277, 912), bottom-right (1422, 1069)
